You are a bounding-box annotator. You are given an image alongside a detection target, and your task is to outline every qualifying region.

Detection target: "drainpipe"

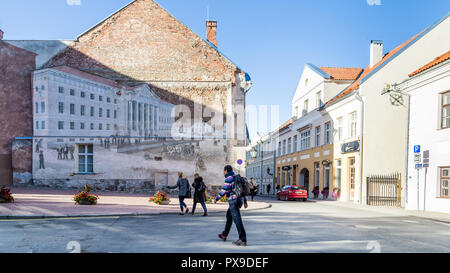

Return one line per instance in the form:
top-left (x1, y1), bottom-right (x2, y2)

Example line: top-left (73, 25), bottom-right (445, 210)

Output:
top-left (355, 92), bottom-right (364, 204)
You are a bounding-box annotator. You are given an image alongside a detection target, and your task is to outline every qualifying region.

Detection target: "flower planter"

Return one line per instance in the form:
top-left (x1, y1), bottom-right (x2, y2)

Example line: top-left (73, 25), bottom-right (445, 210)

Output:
top-left (160, 200), bottom-right (170, 205)
top-left (77, 200), bottom-right (95, 205)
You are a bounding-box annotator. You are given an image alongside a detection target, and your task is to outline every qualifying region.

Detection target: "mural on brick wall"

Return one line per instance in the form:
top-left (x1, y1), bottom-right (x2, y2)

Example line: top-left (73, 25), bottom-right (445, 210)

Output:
top-left (31, 136), bottom-right (228, 193)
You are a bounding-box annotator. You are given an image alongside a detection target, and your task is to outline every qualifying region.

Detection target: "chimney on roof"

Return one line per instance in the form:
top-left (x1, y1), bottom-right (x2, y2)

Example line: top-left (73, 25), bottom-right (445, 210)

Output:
top-left (0, 29), bottom-right (3, 40)
top-left (370, 40), bottom-right (383, 68)
top-left (206, 21), bottom-right (217, 47)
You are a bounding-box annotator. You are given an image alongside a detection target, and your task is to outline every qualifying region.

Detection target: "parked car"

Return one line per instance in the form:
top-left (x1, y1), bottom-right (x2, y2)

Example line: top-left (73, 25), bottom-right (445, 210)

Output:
top-left (277, 185), bottom-right (308, 201)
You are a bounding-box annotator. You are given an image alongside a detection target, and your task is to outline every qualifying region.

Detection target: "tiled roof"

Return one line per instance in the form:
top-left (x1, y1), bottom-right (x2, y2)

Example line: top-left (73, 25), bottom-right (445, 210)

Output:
top-left (324, 28), bottom-right (426, 107)
top-left (278, 119), bottom-right (293, 132)
top-left (408, 50), bottom-right (450, 77)
top-left (318, 67), bottom-right (363, 80)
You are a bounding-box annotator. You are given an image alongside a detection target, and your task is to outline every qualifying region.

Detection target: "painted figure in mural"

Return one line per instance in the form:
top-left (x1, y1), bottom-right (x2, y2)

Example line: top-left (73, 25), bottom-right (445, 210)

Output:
top-left (63, 144), bottom-right (69, 160)
top-left (191, 173), bottom-right (208, 216)
top-left (100, 138), bottom-right (103, 147)
top-left (35, 142), bottom-right (40, 153)
top-left (195, 152), bottom-right (206, 172)
top-left (39, 151), bottom-right (45, 169)
top-left (166, 172), bottom-right (191, 215)
top-left (69, 145), bottom-right (74, 160)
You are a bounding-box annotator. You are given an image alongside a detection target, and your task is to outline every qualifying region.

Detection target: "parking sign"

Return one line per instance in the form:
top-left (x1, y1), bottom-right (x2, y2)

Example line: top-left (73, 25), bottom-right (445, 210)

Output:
top-left (414, 145), bottom-right (421, 154)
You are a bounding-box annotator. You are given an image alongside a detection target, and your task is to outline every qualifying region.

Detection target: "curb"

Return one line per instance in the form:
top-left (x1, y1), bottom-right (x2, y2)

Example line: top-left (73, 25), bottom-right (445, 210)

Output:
top-left (0, 202), bottom-right (272, 220)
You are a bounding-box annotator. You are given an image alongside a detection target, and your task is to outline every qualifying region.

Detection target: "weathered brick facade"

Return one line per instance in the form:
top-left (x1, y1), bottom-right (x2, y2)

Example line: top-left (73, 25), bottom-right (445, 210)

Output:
top-left (0, 41), bottom-right (36, 185)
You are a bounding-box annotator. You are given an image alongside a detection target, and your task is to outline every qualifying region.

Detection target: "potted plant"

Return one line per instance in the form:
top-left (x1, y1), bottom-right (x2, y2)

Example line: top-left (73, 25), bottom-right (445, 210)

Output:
top-left (74, 184), bottom-right (98, 205)
top-left (149, 191), bottom-right (171, 205)
top-left (0, 186), bottom-right (14, 203)
top-left (312, 186), bottom-right (320, 199)
top-left (332, 188), bottom-right (341, 200)
top-left (321, 187), bottom-right (330, 199)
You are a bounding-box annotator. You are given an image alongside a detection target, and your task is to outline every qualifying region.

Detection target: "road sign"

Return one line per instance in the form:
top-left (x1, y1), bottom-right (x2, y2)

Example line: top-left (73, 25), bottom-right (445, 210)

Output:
top-left (423, 150), bottom-right (430, 168)
top-left (415, 164), bottom-right (423, 169)
top-left (237, 159), bottom-right (243, 166)
top-left (414, 154), bottom-right (422, 164)
top-left (414, 145), bottom-right (421, 153)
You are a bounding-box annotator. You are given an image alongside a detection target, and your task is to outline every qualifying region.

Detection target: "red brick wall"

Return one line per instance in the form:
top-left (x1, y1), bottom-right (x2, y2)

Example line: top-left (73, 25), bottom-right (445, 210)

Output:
top-left (0, 41), bottom-right (36, 185)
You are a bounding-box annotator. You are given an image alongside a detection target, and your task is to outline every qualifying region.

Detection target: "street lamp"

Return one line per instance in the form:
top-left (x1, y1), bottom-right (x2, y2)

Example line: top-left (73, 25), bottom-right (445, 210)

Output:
top-left (250, 147), bottom-right (257, 159)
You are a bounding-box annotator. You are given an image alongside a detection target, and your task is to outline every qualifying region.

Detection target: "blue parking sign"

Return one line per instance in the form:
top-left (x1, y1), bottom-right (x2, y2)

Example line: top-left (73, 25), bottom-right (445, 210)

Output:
top-left (414, 145), bottom-right (421, 153)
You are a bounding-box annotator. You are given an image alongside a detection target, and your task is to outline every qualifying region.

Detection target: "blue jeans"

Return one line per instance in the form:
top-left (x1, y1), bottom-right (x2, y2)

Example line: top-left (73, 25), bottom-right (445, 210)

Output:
top-left (179, 196), bottom-right (187, 212)
top-left (222, 198), bottom-right (246, 242)
top-left (192, 201), bottom-right (207, 213)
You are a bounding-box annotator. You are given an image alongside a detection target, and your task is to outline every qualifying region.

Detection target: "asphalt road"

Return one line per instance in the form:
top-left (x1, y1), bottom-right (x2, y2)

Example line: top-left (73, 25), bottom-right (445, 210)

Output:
top-left (1, 198), bottom-right (450, 253)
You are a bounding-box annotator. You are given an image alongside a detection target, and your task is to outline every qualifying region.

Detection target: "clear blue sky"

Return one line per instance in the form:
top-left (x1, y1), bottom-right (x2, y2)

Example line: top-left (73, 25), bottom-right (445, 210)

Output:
top-left (1, 0), bottom-right (449, 138)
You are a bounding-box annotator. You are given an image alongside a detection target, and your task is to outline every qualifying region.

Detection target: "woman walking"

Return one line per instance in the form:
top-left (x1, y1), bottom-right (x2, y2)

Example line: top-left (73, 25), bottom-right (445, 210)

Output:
top-left (191, 173), bottom-right (208, 216)
top-left (167, 172), bottom-right (191, 215)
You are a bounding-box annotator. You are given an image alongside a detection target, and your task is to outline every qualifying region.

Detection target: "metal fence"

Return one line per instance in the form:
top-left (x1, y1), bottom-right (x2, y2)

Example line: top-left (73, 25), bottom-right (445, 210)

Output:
top-left (366, 173), bottom-right (401, 207)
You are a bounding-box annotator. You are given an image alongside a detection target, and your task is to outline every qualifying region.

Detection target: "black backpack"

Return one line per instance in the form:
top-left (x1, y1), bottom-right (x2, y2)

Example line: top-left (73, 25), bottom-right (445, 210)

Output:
top-left (233, 175), bottom-right (251, 198)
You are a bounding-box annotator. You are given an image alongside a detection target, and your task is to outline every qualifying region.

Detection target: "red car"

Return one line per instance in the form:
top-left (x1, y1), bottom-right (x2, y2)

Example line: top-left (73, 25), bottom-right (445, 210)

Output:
top-left (277, 185), bottom-right (308, 201)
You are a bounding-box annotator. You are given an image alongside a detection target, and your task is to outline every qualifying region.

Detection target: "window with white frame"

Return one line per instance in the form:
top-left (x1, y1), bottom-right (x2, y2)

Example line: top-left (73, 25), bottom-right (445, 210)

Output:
top-left (316, 91), bottom-right (322, 108)
top-left (58, 102), bottom-right (64, 114)
top-left (41, 102), bottom-right (45, 113)
top-left (335, 159), bottom-right (342, 188)
top-left (303, 100), bottom-right (309, 116)
top-left (337, 117), bottom-right (343, 141)
top-left (35, 103), bottom-right (39, 114)
top-left (325, 122), bottom-right (331, 145)
top-left (441, 91), bottom-right (450, 129)
top-left (300, 130), bottom-right (311, 150)
top-left (70, 104), bottom-right (75, 115)
top-left (41, 121), bottom-right (45, 130)
top-left (441, 167), bottom-right (450, 198)
top-left (349, 112), bottom-right (357, 138)
top-left (78, 144), bottom-right (93, 174)
top-left (293, 135), bottom-right (298, 153)
top-left (315, 126), bottom-right (321, 147)
top-left (58, 121), bottom-right (64, 130)
top-left (287, 138), bottom-right (292, 154)
top-left (282, 140), bottom-right (286, 155)
top-left (278, 142), bottom-right (281, 156)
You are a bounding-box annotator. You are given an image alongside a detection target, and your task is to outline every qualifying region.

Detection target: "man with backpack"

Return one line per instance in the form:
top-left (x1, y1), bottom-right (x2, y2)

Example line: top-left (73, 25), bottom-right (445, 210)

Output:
top-left (215, 165), bottom-right (249, 246)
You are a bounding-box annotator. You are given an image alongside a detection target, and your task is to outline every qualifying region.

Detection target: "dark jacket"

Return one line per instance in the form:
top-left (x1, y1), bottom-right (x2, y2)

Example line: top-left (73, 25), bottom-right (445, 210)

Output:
top-left (192, 177), bottom-right (207, 203)
top-left (167, 177), bottom-right (191, 197)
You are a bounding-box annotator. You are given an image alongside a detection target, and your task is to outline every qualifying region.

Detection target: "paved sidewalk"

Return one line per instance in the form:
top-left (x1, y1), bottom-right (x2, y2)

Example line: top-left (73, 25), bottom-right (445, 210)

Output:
top-left (0, 187), bottom-right (270, 219)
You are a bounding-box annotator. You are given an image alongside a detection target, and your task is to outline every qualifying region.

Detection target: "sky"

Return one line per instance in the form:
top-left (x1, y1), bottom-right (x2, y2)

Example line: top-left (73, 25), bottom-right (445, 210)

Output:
top-left (1, 0), bottom-right (449, 139)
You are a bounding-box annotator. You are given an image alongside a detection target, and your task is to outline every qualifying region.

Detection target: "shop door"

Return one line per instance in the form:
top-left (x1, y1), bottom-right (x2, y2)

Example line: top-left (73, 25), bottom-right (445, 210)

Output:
top-left (348, 158), bottom-right (356, 201)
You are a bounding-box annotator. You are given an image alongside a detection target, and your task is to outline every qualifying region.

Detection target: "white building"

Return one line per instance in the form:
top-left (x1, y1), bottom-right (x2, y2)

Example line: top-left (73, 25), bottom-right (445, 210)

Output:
top-left (398, 51), bottom-right (450, 213)
top-left (33, 66), bottom-right (174, 143)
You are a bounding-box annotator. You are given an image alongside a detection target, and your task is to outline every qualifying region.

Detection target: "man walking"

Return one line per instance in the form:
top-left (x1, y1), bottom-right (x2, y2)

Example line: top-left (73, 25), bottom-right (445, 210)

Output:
top-left (249, 177), bottom-right (258, 201)
top-left (216, 165), bottom-right (248, 246)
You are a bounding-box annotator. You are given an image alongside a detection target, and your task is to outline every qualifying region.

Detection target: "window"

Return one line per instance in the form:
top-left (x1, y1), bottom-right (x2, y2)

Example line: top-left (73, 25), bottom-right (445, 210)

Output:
top-left (441, 91), bottom-right (450, 129)
top-left (107, 124), bottom-right (110, 130)
top-left (35, 103), bottom-right (39, 114)
top-left (303, 100), bottom-right (309, 116)
top-left (282, 140), bottom-right (286, 155)
top-left (41, 121), bottom-right (45, 130)
top-left (80, 105), bottom-right (85, 116)
top-left (70, 122), bottom-right (75, 130)
top-left (99, 108), bottom-right (103, 118)
top-left (99, 95), bottom-right (103, 102)
top-left (35, 121), bottom-right (39, 130)
top-left (278, 142), bottom-right (281, 156)
top-left (80, 122), bottom-right (85, 130)
top-left (78, 144), bottom-right (93, 174)
top-left (287, 138), bottom-right (292, 154)
top-left (315, 162), bottom-right (320, 187)
top-left (441, 167), bottom-right (450, 198)
top-left (114, 110), bottom-right (117, 119)
top-left (98, 123), bottom-right (102, 130)
top-left (316, 91), bottom-right (322, 108)
top-left (337, 117), bottom-right (343, 141)
top-left (114, 99), bottom-right (118, 104)
top-left (90, 93), bottom-right (95, 100)
top-left (324, 166), bottom-right (330, 189)
top-left (41, 85), bottom-right (45, 90)
top-left (325, 122), bottom-right (331, 145)
top-left (315, 126), bottom-right (321, 147)
top-left (293, 135), bottom-right (298, 153)
top-left (349, 112), bottom-right (357, 138)
top-left (300, 130), bottom-right (311, 150)
top-left (90, 123), bottom-right (94, 130)
top-left (70, 89), bottom-right (75, 96)
top-left (81, 91), bottom-right (85, 98)
top-left (58, 86), bottom-right (64, 94)
top-left (295, 106), bottom-right (299, 117)
top-left (107, 109), bottom-right (110, 118)
top-left (41, 102), bottom-right (45, 113)
top-left (70, 104), bottom-right (75, 115)
top-left (58, 102), bottom-right (64, 114)
top-left (335, 159), bottom-right (342, 188)
top-left (107, 97), bottom-right (111, 103)
top-left (90, 106), bottom-right (94, 117)
top-left (58, 121), bottom-right (64, 130)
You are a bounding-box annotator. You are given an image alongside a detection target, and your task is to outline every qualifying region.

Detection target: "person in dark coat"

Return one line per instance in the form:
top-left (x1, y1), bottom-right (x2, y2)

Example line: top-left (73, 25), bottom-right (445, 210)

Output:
top-left (167, 172), bottom-right (191, 215)
top-left (191, 173), bottom-right (208, 216)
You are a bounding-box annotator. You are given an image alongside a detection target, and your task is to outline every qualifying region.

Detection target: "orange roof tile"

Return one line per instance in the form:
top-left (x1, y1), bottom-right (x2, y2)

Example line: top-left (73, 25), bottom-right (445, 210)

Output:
top-left (409, 51), bottom-right (450, 77)
top-left (318, 67), bottom-right (363, 81)
top-left (324, 28), bottom-right (426, 107)
top-left (278, 119), bottom-right (293, 132)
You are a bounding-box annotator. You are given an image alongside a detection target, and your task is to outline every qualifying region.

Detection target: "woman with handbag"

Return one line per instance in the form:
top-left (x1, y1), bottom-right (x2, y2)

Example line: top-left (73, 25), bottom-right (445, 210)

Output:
top-left (191, 173), bottom-right (208, 216)
top-left (167, 172), bottom-right (191, 215)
